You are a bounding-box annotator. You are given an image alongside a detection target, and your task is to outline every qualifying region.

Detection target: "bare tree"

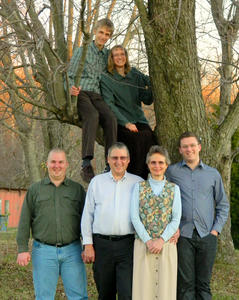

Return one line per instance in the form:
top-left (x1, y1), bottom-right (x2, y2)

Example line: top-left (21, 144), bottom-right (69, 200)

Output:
top-left (0, 0), bottom-right (238, 260)
top-left (133, 0), bottom-right (239, 261)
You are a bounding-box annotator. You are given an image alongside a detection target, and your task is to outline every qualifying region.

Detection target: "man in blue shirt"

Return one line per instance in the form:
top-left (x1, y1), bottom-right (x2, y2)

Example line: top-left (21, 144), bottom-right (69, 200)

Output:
top-left (81, 142), bottom-right (142, 300)
top-left (166, 132), bottom-right (229, 300)
top-left (68, 18), bottom-right (117, 183)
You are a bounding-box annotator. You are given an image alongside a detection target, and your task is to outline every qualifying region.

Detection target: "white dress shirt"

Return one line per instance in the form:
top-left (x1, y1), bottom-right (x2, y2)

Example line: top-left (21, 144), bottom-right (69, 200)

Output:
top-left (81, 171), bottom-right (142, 245)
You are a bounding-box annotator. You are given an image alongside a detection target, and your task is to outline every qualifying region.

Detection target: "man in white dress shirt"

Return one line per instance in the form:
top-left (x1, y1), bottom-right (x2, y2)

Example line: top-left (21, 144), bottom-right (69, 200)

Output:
top-left (81, 142), bottom-right (142, 300)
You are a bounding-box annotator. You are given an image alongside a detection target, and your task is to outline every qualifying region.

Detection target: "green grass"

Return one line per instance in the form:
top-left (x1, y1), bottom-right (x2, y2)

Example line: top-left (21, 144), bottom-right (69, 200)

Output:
top-left (211, 251), bottom-right (239, 300)
top-left (0, 229), bottom-right (239, 299)
top-left (0, 229), bottom-right (97, 300)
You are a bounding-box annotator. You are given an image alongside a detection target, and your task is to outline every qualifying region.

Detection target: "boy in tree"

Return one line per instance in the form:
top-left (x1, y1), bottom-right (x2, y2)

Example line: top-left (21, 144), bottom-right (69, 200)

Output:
top-left (68, 18), bottom-right (117, 183)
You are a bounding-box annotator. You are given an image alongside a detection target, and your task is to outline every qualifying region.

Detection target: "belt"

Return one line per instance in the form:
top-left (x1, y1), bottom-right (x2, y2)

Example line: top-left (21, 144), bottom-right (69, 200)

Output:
top-left (35, 239), bottom-right (77, 247)
top-left (93, 234), bottom-right (134, 241)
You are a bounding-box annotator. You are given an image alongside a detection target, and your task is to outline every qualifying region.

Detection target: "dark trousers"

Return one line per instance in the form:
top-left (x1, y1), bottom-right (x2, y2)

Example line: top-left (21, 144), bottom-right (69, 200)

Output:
top-left (117, 123), bottom-right (156, 179)
top-left (93, 235), bottom-right (134, 300)
top-left (177, 230), bottom-right (218, 300)
top-left (77, 91), bottom-right (117, 160)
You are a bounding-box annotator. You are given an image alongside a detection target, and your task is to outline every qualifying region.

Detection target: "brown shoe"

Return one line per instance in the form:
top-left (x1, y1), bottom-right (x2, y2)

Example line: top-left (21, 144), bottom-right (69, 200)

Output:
top-left (80, 165), bottom-right (95, 183)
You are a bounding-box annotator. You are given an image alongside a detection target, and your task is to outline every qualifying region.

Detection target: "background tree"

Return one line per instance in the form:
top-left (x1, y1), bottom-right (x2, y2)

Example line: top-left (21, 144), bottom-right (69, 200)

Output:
top-left (134, 0), bottom-right (239, 261)
top-left (0, 0), bottom-right (238, 261)
top-left (231, 130), bottom-right (239, 248)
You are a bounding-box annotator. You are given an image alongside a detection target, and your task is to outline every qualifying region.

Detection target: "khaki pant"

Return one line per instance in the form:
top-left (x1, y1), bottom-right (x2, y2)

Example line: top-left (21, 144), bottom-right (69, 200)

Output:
top-left (132, 239), bottom-right (177, 300)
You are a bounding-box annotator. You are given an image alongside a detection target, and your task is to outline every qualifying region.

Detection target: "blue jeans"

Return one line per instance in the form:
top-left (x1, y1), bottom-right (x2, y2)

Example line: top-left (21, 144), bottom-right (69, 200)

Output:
top-left (32, 240), bottom-right (88, 300)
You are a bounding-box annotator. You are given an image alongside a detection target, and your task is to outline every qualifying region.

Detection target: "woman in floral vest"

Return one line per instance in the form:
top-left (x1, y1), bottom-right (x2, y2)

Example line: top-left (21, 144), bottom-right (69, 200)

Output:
top-left (131, 145), bottom-right (182, 300)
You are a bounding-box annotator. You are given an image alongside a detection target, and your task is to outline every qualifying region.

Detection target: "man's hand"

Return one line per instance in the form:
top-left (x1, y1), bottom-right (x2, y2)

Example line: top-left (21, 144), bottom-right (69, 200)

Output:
top-left (170, 228), bottom-right (180, 245)
top-left (125, 123), bottom-right (138, 132)
top-left (70, 86), bottom-right (81, 96)
top-left (210, 230), bottom-right (218, 237)
top-left (17, 252), bottom-right (31, 266)
top-left (82, 244), bottom-right (95, 264)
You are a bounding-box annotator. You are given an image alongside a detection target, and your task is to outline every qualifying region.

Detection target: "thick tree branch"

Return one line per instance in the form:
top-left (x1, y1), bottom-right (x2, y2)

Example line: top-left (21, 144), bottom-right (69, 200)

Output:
top-left (122, 6), bottom-right (138, 47)
top-left (217, 92), bottom-right (239, 141)
top-left (232, 147), bottom-right (239, 161)
top-left (49, 0), bottom-right (67, 61)
top-left (134, 0), bottom-right (149, 29)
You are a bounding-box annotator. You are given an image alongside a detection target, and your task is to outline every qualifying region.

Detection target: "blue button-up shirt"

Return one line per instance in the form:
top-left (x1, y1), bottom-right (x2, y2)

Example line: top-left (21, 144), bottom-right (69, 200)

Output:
top-left (68, 41), bottom-right (109, 94)
top-left (166, 160), bottom-right (229, 238)
top-left (81, 171), bottom-right (142, 245)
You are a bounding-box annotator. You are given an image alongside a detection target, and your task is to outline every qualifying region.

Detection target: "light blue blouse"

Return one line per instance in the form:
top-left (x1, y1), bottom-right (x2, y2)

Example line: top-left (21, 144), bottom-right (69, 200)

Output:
top-left (130, 176), bottom-right (182, 243)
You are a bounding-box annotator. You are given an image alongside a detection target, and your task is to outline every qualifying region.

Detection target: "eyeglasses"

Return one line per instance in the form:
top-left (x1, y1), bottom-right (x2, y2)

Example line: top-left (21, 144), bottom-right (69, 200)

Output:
top-left (112, 53), bottom-right (126, 57)
top-left (110, 156), bottom-right (128, 161)
top-left (181, 144), bottom-right (199, 149)
top-left (149, 161), bottom-right (166, 166)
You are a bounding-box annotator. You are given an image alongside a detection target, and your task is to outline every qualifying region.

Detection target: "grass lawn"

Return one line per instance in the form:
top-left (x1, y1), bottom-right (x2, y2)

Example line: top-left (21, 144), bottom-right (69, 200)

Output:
top-left (0, 229), bottom-right (239, 299)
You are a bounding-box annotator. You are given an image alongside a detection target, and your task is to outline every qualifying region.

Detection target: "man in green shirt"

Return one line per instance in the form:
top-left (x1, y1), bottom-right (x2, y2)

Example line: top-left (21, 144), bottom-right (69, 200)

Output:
top-left (17, 149), bottom-right (88, 300)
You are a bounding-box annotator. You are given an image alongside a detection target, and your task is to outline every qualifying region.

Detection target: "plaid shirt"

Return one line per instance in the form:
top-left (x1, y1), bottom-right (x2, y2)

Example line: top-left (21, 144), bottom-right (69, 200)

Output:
top-left (68, 41), bottom-right (109, 94)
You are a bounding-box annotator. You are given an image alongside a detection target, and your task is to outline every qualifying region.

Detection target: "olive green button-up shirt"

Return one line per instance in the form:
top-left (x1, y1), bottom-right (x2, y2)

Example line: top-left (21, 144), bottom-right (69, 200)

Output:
top-left (17, 177), bottom-right (86, 253)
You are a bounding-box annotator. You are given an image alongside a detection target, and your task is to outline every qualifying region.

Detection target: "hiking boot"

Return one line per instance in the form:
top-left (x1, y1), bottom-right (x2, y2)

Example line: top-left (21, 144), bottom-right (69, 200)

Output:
top-left (103, 164), bottom-right (110, 173)
top-left (80, 165), bottom-right (95, 183)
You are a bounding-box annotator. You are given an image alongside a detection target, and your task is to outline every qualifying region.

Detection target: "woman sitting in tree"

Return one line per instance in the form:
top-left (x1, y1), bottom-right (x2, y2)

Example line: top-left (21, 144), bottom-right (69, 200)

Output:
top-left (100, 45), bottom-right (156, 179)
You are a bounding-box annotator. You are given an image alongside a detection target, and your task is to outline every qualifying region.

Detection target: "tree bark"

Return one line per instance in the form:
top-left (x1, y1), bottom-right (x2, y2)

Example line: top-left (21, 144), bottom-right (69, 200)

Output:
top-left (134, 0), bottom-right (237, 262)
top-left (135, 0), bottom-right (211, 161)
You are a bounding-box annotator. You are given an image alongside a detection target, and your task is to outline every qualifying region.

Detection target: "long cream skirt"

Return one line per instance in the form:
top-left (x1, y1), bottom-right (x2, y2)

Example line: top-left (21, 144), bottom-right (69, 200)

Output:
top-left (132, 239), bottom-right (177, 300)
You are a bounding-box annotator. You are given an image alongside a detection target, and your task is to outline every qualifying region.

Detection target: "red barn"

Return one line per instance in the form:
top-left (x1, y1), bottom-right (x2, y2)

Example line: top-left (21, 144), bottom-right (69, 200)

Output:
top-left (0, 188), bottom-right (26, 228)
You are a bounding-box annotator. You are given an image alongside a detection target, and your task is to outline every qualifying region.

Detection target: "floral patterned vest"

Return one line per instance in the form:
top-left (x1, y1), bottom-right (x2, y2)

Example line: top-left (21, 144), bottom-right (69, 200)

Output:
top-left (137, 180), bottom-right (175, 239)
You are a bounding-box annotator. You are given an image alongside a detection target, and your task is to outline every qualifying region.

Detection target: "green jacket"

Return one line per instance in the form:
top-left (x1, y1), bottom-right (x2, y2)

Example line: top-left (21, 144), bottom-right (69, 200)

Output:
top-left (100, 67), bottom-right (153, 126)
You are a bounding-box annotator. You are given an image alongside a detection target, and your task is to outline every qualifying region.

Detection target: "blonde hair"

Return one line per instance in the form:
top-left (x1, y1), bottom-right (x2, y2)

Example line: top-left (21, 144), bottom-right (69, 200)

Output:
top-left (95, 18), bottom-right (114, 35)
top-left (107, 45), bottom-right (131, 74)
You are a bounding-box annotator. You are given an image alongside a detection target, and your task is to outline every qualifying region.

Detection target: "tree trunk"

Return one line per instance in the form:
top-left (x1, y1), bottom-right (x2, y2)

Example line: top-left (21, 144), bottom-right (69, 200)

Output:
top-left (18, 121), bottom-right (41, 183)
top-left (213, 142), bottom-right (234, 262)
top-left (135, 0), bottom-right (235, 261)
top-left (142, 1), bottom-right (211, 160)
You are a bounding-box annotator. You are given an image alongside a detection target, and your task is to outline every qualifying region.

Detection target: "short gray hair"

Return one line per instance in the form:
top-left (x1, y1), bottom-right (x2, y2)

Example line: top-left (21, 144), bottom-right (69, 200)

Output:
top-left (146, 145), bottom-right (171, 165)
top-left (108, 142), bottom-right (130, 158)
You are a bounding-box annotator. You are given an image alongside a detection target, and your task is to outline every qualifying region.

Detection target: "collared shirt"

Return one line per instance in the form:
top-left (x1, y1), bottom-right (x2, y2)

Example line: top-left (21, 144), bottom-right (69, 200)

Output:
top-left (17, 177), bottom-right (86, 253)
top-left (68, 41), bottom-right (109, 94)
top-left (166, 160), bottom-right (229, 238)
top-left (131, 176), bottom-right (181, 243)
top-left (81, 171), bottom-right (142, 245)
top-left (100, 68), bottom-right (153, 126)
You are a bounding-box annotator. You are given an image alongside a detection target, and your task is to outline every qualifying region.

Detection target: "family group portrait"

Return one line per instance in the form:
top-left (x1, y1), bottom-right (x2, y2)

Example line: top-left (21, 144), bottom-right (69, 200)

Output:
top-left (0, 0), bottom-right (239, 299)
